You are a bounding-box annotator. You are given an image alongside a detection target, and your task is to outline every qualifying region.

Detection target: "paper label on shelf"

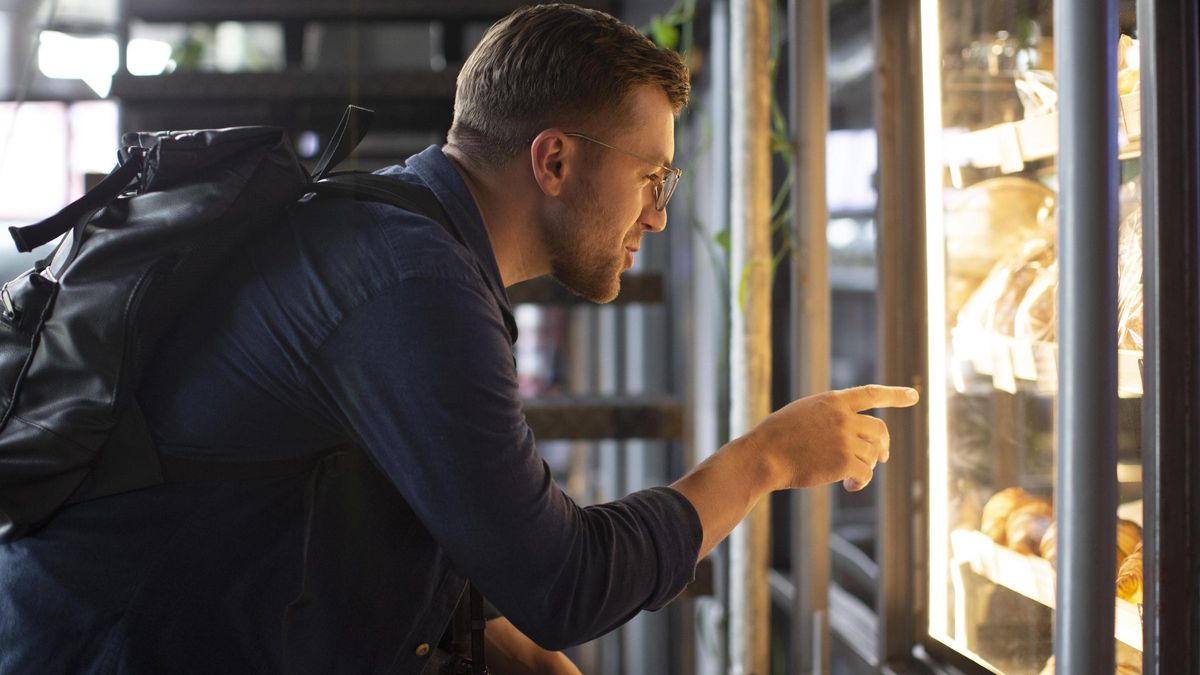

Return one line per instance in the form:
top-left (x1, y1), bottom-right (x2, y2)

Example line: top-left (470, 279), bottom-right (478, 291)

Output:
top-left (997, 123), bottom-right (1026, 174)
top-left (1120, 92), bottom-right (1142, 142)
top-left (991, 339), bottom-right (1017, 393)
top-left (1011, 339), bottom-right (1038, 380)
top-left (1015, 113), bottom-right (1059, 163)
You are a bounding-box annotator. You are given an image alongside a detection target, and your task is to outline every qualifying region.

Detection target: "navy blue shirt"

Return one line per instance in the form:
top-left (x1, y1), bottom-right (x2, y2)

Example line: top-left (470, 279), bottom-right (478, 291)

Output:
top-left (0, 147), bottom-right (702, 674)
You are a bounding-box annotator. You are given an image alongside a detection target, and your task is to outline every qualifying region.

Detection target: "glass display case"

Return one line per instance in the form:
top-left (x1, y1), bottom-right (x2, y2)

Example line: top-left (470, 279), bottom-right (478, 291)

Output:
top-left (785, 0), bottom-right (1200, 671)
top-left (917, 3), bottom-right (1144, 673)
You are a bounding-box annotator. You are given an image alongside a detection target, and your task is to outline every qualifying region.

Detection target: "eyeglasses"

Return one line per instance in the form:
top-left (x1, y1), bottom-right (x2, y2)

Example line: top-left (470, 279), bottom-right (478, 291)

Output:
top-left (564, 132), bottom-right (682, 211)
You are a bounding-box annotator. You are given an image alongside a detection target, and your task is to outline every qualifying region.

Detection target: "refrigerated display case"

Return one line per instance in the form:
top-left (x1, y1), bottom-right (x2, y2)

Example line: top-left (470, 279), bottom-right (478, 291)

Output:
top-left (921, 4), bottom-right (1144, 673)
top-left (866, 0), bottom-right (1200, 673)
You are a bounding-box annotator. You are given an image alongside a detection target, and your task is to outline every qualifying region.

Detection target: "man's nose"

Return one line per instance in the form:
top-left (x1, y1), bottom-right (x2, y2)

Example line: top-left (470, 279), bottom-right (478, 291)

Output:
top-left (641, 198), bottom-right (668, 233)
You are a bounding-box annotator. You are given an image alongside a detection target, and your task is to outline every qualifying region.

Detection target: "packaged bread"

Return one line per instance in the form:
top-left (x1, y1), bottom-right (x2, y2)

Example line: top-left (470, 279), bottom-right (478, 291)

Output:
top-left (1116, 541), bottom-right (1143, 603)
top-left (1014, 262), bottom-right (1057, 343)
top-left (944, 178), bottom-right (1057, 318)
top-left (981, 487), bottom-right (1035, 545)
top-left (986, 239), bottom-right (1056, 336)
top-left (957, 238), bottom-right (1055, 339)
top-left (1117, 34), bottom-right (1140, 96)
top-left (1006, 499), bottom-right (1054, 555)
top-left (1117, 208), bottom-right (1144, 351)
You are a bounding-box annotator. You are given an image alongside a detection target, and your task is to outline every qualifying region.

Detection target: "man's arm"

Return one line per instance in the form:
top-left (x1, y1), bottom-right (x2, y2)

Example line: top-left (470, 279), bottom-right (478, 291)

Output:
top-left (672, 385), bottom-right (919, 559)
top-left (485, 617), bottom-right (582, 675)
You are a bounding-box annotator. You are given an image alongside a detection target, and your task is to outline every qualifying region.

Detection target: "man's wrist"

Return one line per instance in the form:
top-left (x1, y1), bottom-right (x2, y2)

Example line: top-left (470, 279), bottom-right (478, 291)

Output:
top-left (723, 433), bottom-right (779, 498)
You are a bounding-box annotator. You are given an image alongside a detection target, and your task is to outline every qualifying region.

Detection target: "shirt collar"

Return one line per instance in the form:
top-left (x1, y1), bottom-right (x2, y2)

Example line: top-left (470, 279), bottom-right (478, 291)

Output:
top-left (381, 146), bottom-right (517, 344)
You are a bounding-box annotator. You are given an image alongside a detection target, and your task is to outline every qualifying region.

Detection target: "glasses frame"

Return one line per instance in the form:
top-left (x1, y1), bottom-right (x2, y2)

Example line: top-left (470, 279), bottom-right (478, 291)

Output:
top-left (564, 131), bottom-right (682, 211)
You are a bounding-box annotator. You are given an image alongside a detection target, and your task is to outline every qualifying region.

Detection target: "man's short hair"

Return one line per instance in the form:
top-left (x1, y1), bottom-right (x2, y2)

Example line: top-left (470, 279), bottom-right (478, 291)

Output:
top-left (448, 3), bottom-right (691, 167)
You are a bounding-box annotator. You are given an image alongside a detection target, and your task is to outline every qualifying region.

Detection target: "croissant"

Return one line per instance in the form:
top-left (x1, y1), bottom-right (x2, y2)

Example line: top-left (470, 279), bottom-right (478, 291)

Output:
top-left (1006, 499), bottom-right (1054, 555)
top-left (982, 487), bottom-right (1035, 545)
top-left (1116, 542), bottom-right (1143, 603)
top-left (1039, 519), bottom-right (1142, 570)
top-left (1116, 519), bottom-right (1142, 567)
top-left (1040, 520), bottom-right (1058, 566)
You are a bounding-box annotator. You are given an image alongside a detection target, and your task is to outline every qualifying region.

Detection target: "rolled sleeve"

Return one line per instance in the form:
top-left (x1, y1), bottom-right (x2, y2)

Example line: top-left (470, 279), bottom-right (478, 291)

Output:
top-left (620, 486), bottom-right (702, 611)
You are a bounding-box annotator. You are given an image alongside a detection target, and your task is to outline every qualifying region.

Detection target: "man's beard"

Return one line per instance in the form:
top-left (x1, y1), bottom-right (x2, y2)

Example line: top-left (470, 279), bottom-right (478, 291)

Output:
top-left (542, 179), bottom-right (625, 304)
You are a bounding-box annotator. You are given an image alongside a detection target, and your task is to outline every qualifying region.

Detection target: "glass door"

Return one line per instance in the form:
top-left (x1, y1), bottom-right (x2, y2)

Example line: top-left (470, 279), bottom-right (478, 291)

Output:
top-left (918, 2), bottom-right (1144, 672)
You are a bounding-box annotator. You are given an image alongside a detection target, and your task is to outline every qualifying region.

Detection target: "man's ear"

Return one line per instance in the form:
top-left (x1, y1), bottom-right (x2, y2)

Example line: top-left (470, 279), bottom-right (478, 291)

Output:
top-left (529, 129), bottom-right (573, 199)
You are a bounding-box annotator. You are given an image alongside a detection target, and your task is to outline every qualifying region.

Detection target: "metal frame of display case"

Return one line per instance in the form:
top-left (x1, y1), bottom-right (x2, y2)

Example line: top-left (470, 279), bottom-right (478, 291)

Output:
top-left (870, 0), bottom-right (1200, 673)
top-left (873, 0), bottom-right (929, 670)
top-left (1138, 0), bottom-right (1200, 672)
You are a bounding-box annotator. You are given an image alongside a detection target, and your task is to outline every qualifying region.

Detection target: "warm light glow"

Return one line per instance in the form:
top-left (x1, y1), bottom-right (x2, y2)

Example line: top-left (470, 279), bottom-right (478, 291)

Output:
top-left (919, 0), bottom-right (951, 642)
top-left (37, 31), bottom-right (118, 97)
top-left (127, 38), bottom-right (175, 76)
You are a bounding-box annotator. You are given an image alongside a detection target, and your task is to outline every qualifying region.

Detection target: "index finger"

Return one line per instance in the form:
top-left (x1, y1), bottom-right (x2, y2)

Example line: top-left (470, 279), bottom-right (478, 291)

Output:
top-left (837, 384), bottom-right (919, 412)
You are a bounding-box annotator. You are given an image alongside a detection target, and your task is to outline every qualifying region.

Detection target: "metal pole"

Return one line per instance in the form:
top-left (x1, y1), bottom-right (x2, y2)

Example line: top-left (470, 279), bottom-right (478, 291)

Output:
top-left (1136, 0), bottom-right (1200, 672)
top-left (788, 0), bottom-right (831, 673)
top-left (728, 1), bottom-right (773, 673)
top-left (872, 0), bottom-right (927, 665)
top-left (1054, 0), bottom-right (1119, 673)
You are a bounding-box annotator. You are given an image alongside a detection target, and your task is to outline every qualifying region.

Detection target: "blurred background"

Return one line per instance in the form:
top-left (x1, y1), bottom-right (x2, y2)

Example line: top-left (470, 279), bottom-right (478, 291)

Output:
top-left (11, 1), bottom-right (1183, 674)
top-left (0, 1), bottom-right (883, 673)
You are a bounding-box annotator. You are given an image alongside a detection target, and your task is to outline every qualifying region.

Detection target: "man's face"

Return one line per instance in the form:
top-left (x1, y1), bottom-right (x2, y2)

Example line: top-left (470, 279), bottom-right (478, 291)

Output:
top-left (542, 86), bottom-right (676, 303)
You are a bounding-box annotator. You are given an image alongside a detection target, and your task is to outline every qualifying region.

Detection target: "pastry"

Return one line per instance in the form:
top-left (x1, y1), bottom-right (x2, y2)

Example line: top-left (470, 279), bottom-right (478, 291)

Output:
top-left (1116, 541), bottom-right (1143, 603)
top-left (981, 487), bottom-right (1034, 545)
top-left (1040, 520), bottom-right (1058, 566)
top-left (1006, 499), bottom-right (1054, 555)
top-left (1116, 519), bottom-right (1142, 566)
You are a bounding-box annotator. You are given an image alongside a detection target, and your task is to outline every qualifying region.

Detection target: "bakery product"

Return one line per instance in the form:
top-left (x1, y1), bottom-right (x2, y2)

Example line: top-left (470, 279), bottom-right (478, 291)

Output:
top-left (1006, 499), bottom-right (1054, 555)
top-left (1117, 209), bottom-right (1144, 351)
top-left (1116, 541), bottom-right (1143, 603)
top-left (1116, 519), bottom-right (1143, 566)
top-left (1040, 520), bottom-right (1058, 566)
top-left (981, 487), bottom-right (1035, 545)
top-left (1014, 263), bottom-right (1057, 343)
top-left (1042, 519), bottom-right (1143, 570)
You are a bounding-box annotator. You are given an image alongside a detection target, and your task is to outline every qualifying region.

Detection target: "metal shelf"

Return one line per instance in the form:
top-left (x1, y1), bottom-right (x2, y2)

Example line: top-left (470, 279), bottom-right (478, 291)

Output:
top-left (508, 274), bottom-right (665, 306)
top-left (111, 69), bottom-right (459, 102)
top-left (124, 0), bottom-right (613, 23)
top-left (947, 92), bottom-right (1143, 174)
top-left (950, 529), bottom-right (1143, 652)
top-left (522, 396), bottom-right (682, 440)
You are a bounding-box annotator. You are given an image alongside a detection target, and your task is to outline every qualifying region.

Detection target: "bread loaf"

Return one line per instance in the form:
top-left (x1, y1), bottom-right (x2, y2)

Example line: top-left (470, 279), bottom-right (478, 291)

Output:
top-left (1006, 499), bottom-right (1054, 555)
top-left (981, 487), bottom-right (1035, 545)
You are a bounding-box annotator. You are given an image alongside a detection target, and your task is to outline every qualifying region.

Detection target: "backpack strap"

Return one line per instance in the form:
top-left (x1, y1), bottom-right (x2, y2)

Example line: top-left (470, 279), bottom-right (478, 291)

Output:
top-left (309, 106), bottom-right (374, 183)
top-left (469, 583), bottom-right (489, 674)
top-left (311, 174), bottom-right (518, 346)
top-left (310, 174), bottom-right (467, 247)
top-left (8, 147), bottom-right (146, 253)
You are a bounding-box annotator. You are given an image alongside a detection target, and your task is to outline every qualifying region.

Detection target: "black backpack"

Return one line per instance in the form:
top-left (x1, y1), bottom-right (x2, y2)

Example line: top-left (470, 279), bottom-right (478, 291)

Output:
top-left (0, 106), bottom-right (463, 544)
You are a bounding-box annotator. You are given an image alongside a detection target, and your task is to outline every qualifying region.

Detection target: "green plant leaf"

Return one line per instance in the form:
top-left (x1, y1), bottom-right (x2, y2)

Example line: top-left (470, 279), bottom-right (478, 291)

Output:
top-left (714, 229), bottom-right (732, 252)
top-left (650, 17), bottom-right (680, 50)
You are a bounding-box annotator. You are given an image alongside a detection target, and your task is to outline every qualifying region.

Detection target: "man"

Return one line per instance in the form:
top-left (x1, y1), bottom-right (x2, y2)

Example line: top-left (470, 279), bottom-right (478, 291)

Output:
top-left (0, 4), bottom-right (916, 674)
